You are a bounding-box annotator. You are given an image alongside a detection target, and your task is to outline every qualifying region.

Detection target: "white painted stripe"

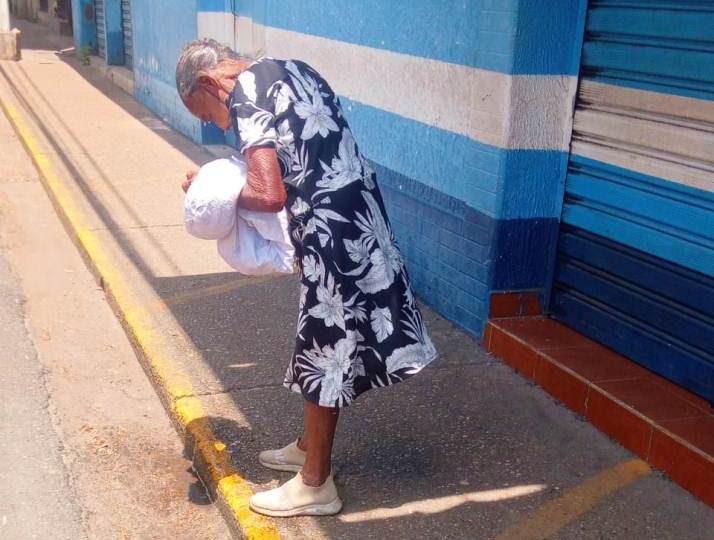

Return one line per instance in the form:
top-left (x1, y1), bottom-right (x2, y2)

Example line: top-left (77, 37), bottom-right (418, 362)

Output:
top-left (571, 81), bottom-right (714, 193)
top-left (578, 80), bottom-right (714, 125)
top-left (571, 140), bottom-right (713, 193)
top-left (197, 12), bottom-right (577, 151)
top-left (505, 75), bottom-right (579, 151)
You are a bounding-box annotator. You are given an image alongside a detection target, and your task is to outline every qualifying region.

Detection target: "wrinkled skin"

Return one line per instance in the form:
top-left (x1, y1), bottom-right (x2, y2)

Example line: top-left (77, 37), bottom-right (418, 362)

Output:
top-left (181, 60), bottom-right (286, 212)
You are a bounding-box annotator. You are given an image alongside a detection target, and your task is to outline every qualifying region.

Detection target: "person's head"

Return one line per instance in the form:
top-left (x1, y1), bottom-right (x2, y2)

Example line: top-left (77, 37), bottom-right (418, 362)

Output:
top-left (175, 39), bottom-right (253, 130)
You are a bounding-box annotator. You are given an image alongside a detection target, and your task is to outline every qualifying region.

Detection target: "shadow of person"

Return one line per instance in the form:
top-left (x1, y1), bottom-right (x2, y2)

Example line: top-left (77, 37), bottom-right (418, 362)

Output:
top-left (182, 414), bottom-right (294, 504)
top-left (185, 466), bottom-right (214, 506)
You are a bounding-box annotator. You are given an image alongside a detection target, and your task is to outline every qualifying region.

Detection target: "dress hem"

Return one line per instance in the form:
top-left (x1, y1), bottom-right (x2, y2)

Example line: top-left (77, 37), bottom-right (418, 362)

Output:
top-left (282, 349), bottom-right (439, 408)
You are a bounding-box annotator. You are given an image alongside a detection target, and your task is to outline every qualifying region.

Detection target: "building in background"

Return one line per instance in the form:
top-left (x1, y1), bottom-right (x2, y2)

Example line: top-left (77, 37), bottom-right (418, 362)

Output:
top-left (65, 0), bottom-right (713, 405)
top-left (11, 0), bottom-right (72, 35)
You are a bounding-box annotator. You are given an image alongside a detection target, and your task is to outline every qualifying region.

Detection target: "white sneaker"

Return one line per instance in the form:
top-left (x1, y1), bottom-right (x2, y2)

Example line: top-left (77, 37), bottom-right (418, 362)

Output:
top-left (249, 472), bottom-right (343, 517)
top-left (258, 439), bottom-right (306, 472)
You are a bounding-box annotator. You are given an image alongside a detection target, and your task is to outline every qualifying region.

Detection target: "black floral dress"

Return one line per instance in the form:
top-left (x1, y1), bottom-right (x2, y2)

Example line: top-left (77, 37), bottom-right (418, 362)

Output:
top-left (230, 58), bottom-right (437, 408)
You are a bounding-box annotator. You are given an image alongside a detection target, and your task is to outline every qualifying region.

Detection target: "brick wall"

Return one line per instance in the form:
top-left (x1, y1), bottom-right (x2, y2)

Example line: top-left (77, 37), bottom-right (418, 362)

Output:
top-left (123, 0), bottom-right (587, 338)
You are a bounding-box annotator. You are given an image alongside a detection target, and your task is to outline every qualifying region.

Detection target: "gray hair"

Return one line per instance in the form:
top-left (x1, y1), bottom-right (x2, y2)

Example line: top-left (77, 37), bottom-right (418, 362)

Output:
top-left (175, 38), bottom-right (251, 101)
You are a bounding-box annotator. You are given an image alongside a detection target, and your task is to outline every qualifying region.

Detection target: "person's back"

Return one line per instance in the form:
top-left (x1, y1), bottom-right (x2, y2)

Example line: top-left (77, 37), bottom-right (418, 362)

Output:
top-left (232, 58), bottom-right (375, 203)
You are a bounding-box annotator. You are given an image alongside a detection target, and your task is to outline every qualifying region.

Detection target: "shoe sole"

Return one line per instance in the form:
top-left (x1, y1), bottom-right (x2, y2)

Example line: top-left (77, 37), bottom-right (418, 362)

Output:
top-left (249, 497), bottom-right (343, 517)
top-left (258, 456), bottom-right (303, 473)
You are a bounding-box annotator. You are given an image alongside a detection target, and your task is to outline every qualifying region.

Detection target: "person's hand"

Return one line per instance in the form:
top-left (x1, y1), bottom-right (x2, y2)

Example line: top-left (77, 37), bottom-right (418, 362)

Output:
top-left (182, 169), bottom-right (198, 193)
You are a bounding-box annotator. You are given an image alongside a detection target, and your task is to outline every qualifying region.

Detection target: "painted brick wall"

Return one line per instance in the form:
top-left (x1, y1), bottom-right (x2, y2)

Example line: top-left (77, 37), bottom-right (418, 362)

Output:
top-left (120, 1), bottom-right (587, 338)
top-left (200, 1), bottom-right (586, 337)
top-left (375, 163), bottom-right (492, 334)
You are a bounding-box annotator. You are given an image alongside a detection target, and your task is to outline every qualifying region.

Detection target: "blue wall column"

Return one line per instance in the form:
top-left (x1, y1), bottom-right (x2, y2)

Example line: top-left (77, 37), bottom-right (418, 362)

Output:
top-left (102, 0), bottom-right (125, 65)
top-left (71, 0), bottom-right (97, 52)
top-left (488, 0), bottom-right (588, 308)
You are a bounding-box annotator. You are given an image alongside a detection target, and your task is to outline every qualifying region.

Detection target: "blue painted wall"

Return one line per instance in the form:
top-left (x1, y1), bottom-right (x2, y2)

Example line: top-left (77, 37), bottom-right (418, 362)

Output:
top-left (202, 0), bottom-right (583, 75)
top-left (102, 0), bottom-right (125, 65)
top-left (131, 0), bottom-right (202, 141)
top-left (71, 0), bottom-right (97, 51)
top-left (221, 0), bottom-right (584, 337)
top-left (132, 0), bottom-right (588, 338)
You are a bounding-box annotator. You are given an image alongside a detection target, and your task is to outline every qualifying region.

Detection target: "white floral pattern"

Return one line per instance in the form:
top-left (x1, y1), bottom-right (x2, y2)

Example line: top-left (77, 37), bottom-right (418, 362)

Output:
top-left (235, 110), bottom-right (276, 152)
top-left (238, 71), bottom-right (258, 103)
top-left (230, 58), bottom-right (437, 407)
top-left (308, 272), bottom-right (346, 330)
top-left (370, 306), bottom-right (393, 343)
top-left (350, 191), bottom-right (404, 294)
top-left (285, 60), bottom-right (339, 140)
top-left (316, 129), bottom-right (363, 193)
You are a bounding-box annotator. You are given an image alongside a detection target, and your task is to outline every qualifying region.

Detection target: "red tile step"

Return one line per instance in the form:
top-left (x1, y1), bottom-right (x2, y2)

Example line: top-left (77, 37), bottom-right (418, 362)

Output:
top-left (484, 316), bottom-right (714, 508)
top-left (489, 292), bottom-right (542, 318)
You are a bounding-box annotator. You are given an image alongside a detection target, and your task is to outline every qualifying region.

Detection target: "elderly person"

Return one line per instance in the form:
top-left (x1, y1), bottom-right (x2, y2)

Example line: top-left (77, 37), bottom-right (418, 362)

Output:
top-left (176, 39), bottom-right (437, 517)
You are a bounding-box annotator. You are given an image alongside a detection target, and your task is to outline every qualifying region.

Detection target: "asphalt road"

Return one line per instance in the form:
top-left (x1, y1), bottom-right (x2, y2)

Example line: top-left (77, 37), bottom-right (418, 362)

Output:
top-left (0, 108), bottom-right (231, 540)
top-left (0, 248), bottom-right (86, 540)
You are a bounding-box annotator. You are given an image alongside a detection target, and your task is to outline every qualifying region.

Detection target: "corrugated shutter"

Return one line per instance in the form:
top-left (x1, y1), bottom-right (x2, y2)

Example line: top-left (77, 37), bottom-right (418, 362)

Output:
top-left (94, 0), bottom-right (106, 59)
top-left (121, 0), bottom-right (133, 68)
top-left (551, 1), bottom-right (714, 403)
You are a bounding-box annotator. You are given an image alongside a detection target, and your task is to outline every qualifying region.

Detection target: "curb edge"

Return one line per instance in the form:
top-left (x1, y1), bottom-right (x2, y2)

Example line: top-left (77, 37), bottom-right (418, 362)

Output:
top-left (0, 72), bottom-right (280, 540)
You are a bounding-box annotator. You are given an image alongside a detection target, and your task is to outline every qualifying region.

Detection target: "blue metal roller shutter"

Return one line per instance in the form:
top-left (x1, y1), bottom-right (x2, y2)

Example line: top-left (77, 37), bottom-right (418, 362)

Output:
top-left (94, 0), bottom-right (106, 59)
top-left (551, 1), bottom-right (714, 403)
top-left (121, 0), bottom-right (132, 68)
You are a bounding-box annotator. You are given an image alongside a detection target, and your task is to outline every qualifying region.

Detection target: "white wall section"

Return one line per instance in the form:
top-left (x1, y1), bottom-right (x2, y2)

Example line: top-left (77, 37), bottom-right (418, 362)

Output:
top-left (197, 12), bottom-right (577, 152)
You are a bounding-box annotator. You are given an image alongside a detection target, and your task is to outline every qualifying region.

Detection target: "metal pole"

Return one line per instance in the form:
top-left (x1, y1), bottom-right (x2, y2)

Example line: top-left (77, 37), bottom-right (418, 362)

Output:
top-left (0, 0), bottom-right (10, 32)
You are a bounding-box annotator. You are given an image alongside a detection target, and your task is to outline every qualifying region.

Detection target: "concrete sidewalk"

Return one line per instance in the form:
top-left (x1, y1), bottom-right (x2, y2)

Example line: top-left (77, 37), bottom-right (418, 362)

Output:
top-left (2, 22), bottom-right (713, 540)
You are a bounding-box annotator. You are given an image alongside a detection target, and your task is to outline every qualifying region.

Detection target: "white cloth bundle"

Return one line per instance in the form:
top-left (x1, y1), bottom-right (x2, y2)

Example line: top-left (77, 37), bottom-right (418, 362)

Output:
top-left (183, 157), bottom-right (295, 275)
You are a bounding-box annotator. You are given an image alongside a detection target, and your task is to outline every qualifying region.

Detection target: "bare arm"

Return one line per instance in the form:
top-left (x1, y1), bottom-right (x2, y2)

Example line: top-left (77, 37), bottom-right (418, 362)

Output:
top-left (180, 148), bottom-right (285, 210)
top-left (182, 169), bottom-right (198, 193)
top-left (237, 146), bottom-right (286, 212)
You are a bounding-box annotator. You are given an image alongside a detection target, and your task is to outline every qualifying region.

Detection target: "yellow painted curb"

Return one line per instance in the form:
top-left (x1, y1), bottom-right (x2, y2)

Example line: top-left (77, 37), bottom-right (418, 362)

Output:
top-left (0, 82), bottom-right (280, 540)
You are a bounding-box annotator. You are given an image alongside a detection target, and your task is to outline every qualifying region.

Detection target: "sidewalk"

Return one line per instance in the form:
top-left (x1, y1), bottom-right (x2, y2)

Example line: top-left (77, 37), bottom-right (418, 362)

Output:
top-left (2, 22), bottom-right (713, 540)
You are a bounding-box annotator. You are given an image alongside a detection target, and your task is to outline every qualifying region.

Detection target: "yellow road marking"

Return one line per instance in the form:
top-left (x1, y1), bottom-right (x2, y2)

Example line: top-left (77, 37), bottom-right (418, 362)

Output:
top-left (493, 459), bottom-right (651, 540)
top-left (157, 275), bottom-right (276, 309)
top-left (0, 87), bottom-right (280, 540)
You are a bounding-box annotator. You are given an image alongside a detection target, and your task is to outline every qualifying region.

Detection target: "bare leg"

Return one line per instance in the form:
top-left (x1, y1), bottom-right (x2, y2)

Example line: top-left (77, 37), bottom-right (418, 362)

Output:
top-left (300, 400), bottom-right (339, 486)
